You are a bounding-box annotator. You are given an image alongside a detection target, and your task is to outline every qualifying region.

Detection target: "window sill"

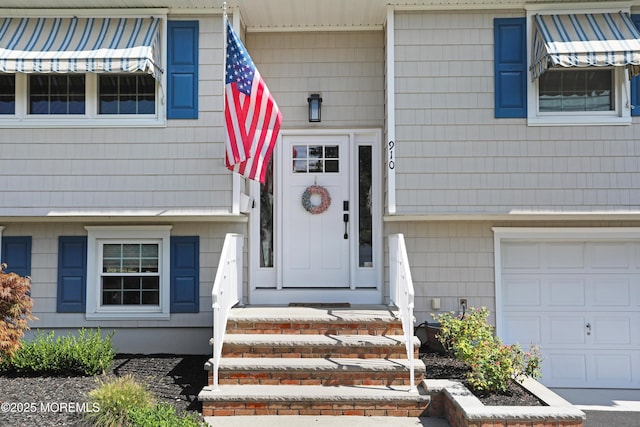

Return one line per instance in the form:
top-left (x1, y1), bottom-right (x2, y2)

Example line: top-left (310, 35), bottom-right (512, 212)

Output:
top-left (527, 116), bottom-right (631, 126)
top-left (0, 117), bottom-right (166, 128)
top-left (86, 311), bottom-right (170, 321)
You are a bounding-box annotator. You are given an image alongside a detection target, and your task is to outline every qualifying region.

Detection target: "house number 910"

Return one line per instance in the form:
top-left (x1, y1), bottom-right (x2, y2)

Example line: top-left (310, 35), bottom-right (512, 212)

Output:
top-left (388, 140), bottom-right (395, 170)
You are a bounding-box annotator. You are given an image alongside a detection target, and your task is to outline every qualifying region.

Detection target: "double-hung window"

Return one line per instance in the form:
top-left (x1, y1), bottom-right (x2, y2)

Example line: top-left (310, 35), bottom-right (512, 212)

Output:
top-left (86, 226), bottom-right (171, 320)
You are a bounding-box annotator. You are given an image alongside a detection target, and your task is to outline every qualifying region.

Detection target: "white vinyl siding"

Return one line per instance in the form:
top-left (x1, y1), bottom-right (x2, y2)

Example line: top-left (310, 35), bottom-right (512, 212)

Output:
top-left (393, 10), bottom-right (640, 215)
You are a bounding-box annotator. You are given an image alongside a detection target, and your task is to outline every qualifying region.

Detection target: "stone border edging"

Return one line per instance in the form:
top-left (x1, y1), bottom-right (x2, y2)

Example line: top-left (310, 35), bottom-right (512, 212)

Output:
top-left (424, 378), bottom-right (586, 427)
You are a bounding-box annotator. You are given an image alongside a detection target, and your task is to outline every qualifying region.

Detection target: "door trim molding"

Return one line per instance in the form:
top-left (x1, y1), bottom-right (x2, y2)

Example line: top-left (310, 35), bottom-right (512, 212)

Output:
top-left (248, 128), bottom-right (383, 305)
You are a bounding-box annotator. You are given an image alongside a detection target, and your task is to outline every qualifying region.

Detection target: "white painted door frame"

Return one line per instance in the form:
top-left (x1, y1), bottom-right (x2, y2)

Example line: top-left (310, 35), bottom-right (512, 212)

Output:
top-left (248, 128), bottom-right (383, 305)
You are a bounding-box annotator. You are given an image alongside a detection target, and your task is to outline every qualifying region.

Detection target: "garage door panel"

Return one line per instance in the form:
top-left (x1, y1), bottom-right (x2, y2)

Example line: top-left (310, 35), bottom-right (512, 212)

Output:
top-left (548, 278), bottom-right (585, 306)
top-left (502, 243), bottom-right (540, 269)
top-left (546, 352), bottom-right (587, 385)
top-left (592, 353), bottom-right (633, 386)
top-left (593, 278), bottom-right (632, 307)
top-left (592, 318), bottom-right (631, 345)
top-left (548, 316), bottom-right (587, 345)
top-left (543, 243), bottom-right (585, 269)
top-left (503, 315), bottom-right (541, 344)
top-left (502, 278), bottom-right (541, 306)
top-left (590, 243), bottom-right (630, 269)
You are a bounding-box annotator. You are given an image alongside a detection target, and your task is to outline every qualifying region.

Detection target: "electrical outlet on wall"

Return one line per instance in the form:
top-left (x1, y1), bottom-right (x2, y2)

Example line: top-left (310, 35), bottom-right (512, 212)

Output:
top-left (459, 298), bottom-right (467, 309)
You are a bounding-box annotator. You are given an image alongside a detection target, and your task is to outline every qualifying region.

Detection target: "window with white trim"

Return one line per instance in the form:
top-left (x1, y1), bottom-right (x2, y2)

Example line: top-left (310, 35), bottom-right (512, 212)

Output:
top-left (0, 12), bottom-right (166, 127)
top-left (526, 7), bottom-right (635, 126)
top-left (530, 66), bottom-right (626, 124)
top-left (85, 226), bottom-right (171, 320)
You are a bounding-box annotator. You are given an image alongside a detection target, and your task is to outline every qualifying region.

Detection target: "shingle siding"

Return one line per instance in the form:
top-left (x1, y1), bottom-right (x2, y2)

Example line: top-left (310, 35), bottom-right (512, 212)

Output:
top-left (394, 10), bottom-right (640, 214)
top-left (247, 30), bottom-right (385, 128)
top-left (0, 16), bottom-right (230, 216)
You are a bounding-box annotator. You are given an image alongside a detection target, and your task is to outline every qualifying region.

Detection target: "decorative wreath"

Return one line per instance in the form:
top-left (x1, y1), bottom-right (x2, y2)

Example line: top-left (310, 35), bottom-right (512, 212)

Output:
top-left (301, 185), bottom-right (331, 214)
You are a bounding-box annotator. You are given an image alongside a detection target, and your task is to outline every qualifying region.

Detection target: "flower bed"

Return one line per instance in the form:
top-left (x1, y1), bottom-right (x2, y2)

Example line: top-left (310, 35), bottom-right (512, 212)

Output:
top-left (424, 377), bottom-right (585, 427)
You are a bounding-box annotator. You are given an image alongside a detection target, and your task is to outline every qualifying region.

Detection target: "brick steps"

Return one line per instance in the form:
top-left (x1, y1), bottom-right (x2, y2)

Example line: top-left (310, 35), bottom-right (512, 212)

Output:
top-left (199, 305), bottom-right (429, 417)
top-left (209, 357), bottom-right (425, 386)
top-left (217, 334), bottom-right (418, 359)
top-left (199, 384), bottom-right (430, 417)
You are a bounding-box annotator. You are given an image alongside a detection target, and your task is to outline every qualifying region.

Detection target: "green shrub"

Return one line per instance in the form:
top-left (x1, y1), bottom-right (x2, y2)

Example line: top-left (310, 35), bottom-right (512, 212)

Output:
top-left (5, 328), bottom-right (115, 375)
top-left (86, 374), bottom-right (155, 427)
top-left (128, 402), bottom-right (207, 427)
top-left (433, 307), bottom-right (542, 393)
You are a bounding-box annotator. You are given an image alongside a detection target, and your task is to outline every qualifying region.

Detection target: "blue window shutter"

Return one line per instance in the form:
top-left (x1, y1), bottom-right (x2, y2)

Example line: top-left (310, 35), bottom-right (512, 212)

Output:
top-left (631, 15), bottom-right (640, 117)
top-left (1, 236), bottom-right (32, 277)
top-left (57, 236), bottom-right (87, 313)
top-left (167, 21), bottom-right (199, 119)
top-left (494, 18), bottom-right (527, 118)
top-left (170, 236), bottom-right (200, 313)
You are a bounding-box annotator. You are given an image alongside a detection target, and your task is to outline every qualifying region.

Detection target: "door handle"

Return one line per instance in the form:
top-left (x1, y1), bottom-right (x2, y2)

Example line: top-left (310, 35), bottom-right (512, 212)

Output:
top-left (586, 323), bottom-right (591, 336)
top-left (343, 213), bottom-right (349, 239)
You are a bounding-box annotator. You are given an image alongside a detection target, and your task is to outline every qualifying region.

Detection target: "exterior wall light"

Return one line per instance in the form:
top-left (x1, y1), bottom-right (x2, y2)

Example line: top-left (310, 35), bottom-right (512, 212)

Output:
top-left (307, 93), bottom-right (322, 122)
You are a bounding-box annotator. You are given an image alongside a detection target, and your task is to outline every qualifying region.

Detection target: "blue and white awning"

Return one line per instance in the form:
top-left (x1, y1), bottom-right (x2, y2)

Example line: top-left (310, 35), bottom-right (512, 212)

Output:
top-left (0, 17), bottom-right (162, 78)
top-left (531, 12), bottom-right (640, 80)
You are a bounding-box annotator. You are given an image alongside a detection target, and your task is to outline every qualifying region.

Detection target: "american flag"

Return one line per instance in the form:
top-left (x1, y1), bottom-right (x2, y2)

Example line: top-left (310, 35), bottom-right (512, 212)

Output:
top-left (224, 19), bottom-right (282, 183)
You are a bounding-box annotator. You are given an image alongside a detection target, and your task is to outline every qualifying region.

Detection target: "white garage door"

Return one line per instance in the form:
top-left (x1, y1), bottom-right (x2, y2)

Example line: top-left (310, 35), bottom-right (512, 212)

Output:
top-left (499, 240), bottom-right (640, 388)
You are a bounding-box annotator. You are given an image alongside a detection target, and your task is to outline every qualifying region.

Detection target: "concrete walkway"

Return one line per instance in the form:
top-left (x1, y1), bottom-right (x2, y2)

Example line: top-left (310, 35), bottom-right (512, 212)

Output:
top-left (551, 388), bottom-right (640, 427)
top-left (205, 415), bottom-right (450, 426)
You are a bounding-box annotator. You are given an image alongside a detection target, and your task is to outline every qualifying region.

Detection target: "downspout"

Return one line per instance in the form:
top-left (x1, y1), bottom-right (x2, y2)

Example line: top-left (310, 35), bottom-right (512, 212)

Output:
top-left (385, 5), bottom-right (397, 215)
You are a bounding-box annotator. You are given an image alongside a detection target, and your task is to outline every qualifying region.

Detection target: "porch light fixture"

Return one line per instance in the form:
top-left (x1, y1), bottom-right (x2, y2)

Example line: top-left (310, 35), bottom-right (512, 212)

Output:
top-left (307, 93), bottom-right (322, 122)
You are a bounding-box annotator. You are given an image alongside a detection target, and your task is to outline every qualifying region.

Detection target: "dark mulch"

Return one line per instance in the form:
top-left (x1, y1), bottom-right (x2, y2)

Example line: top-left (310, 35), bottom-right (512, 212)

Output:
top-left (0, 350), bottom-right (545, 426)
top-left (0, 354), bottom-right (209, 427)
top-left (422, 349), bottom-right (545, 406)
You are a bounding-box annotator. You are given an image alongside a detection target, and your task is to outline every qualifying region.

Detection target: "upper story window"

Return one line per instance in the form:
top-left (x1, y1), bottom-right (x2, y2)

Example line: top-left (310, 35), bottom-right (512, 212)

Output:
top-left (0, 14), bottom-right (166, 127)
top-left (99, 74), bottom-right (156, 115)
top-left (538, 68), bottom-right (614, 113)
top-left (525, 9), bottom-right (640, 125)
top-left (0, 75), bottom-right (15, 115)
top-left (29, 75), bottom-right (86, 115)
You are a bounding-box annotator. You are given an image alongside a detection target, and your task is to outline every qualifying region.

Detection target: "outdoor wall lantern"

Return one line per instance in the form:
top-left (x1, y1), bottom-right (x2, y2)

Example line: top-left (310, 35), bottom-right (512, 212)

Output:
top-left (307, 93), bottom-right (322, 122)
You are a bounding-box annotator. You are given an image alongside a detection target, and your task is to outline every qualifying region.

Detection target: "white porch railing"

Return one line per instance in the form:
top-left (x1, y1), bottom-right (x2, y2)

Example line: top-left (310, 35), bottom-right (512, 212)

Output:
top-left (211, 233), bottom-right (244, 392)
top-left (389, 233), bottom-right (417, 392)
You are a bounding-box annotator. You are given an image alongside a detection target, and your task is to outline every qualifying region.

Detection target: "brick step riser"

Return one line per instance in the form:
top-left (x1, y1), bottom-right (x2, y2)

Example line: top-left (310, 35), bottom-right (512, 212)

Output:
top-left (202, 401), bottom-right (429, 417)
top-left (221, 346), bottom-right (418, 359)
top-left (226, 322), bottom-right (404, 336)
top-left (209, 371), bottom-right (425, 386)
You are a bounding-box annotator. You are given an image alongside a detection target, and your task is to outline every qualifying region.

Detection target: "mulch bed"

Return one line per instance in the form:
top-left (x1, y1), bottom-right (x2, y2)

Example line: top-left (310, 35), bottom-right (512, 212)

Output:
top-left (0, 354), bottom-right (209, 427)
top-left (0, 350), bottom-right (544, 426)
top-left (422, 350), bottom-right (544, 406)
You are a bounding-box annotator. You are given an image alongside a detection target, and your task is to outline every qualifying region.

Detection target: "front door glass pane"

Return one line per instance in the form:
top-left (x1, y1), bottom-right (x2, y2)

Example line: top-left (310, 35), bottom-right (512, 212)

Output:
top-left (358, 145), bottom-right (373, 267)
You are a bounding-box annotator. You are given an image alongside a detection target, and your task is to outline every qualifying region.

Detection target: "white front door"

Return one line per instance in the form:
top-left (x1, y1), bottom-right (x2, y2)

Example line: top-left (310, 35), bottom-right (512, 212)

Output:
top-left (281, 135), bottom-right (350, 287)
top-left (248, 129), bottom-right (383, 305)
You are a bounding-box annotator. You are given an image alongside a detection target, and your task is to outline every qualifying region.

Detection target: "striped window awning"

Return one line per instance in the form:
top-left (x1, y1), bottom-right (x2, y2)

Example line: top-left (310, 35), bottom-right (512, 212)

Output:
top-left (0, 17), bottom-right (162, 79)
top-left (531, 12), bottom-right (640, 80)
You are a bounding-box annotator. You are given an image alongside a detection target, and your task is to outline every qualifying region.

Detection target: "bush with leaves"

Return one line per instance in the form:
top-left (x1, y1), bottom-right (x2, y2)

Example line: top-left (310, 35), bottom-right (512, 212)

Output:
top-left (0, 264), bottom-right (34, 363)
top-left (128, 402), bottom-right (207, 427)
top-left (86, 374), bottom-right (155, 427)
top-left (433, 306), bottom-right (542, 393)
top-left (5, 328), bottom-right (115, 375)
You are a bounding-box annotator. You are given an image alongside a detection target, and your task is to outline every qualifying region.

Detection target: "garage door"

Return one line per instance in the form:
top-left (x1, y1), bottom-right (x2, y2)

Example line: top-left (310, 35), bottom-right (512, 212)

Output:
top-left (499, 240), bottom-right (640, 388)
